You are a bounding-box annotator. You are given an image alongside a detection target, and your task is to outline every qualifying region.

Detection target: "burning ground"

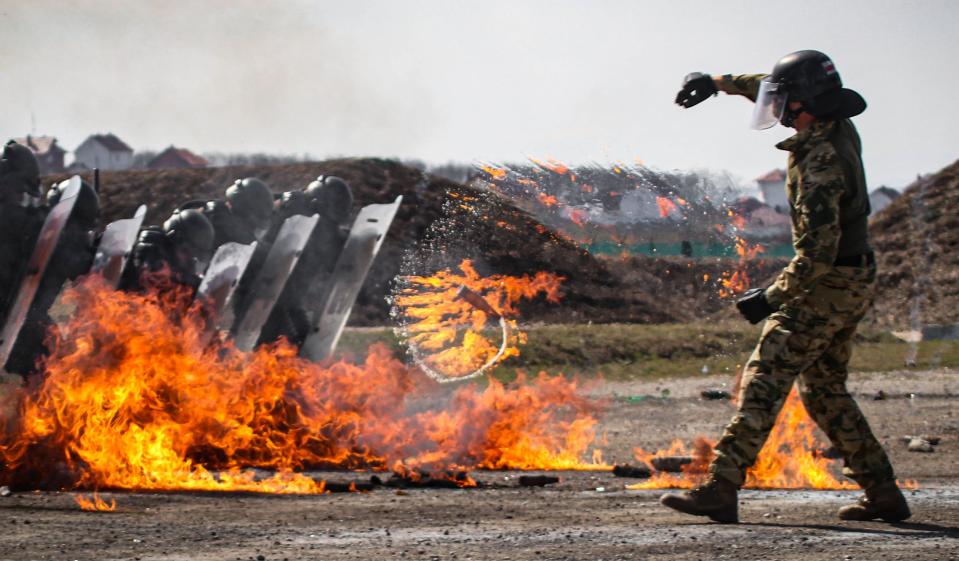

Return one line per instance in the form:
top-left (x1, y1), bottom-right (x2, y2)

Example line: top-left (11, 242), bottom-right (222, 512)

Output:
top-left (10, 158), bottom-right (956, 558)
top-left (0, 369), bottom-right (956, 560)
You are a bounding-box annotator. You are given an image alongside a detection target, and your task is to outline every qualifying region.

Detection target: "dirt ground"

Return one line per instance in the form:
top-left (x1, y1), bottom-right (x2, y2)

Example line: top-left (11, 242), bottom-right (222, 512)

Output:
top-left (1, 369), bottom-right (956, 561)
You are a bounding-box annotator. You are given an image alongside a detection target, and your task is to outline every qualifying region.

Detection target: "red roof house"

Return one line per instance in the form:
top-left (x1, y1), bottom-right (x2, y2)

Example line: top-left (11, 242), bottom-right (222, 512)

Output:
top-left (148, 146), bottom-right (209, 169)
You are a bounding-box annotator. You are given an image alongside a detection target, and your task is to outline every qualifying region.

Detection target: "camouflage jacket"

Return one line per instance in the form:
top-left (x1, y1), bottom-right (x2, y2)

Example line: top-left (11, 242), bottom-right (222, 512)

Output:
top-left (717, 74), bottom-right (872, 309)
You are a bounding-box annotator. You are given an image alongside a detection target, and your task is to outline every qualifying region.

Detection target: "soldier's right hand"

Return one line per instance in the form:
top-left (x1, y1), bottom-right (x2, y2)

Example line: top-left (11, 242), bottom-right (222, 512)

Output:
top-left (675, 72), bottom-right (717, 108)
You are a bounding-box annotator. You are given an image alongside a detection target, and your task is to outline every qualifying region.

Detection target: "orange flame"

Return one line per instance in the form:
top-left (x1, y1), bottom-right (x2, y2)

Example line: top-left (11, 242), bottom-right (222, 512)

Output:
top-left (529, 157), bottom-right (570, 176)
top-left (718, 236), bottom-right (765, 298)
top-left (655, 196), bottom-right (678, 218)
top-left (74, 492), bottom-right (116, 512)
top-left (480, 165), bottom-right (508, 181)
top-left (537, 191), bottom-right (559, 207)
top-left (0, 275), bottom-right (605, 494)
top-left (394, 260), bottom-right (564, 380)
top-left (567, 208), bottom-right (589, 227)
top-left (628, 389), bottom-right (917, 490)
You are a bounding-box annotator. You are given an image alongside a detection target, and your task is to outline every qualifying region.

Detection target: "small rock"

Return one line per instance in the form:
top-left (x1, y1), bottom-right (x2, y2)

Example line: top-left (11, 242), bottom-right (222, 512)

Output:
top-left (907, 438), bottom-right (934, 453)
top-left (873, 390), bottom-right (886, 401)
top-left (0, 486), bottom-right (10, 497)
top-left (700, 389), bottom-right (731, 400)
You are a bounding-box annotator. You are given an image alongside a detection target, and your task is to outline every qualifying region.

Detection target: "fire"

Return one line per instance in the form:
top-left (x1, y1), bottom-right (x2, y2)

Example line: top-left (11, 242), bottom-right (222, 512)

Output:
top-left (0, 275), bottom-right (605, 494)
top-left (567, 208), bottom-right (589, 227)
top-left (529, 157), bottom-right (570, 176)
top-left (718, 235), bottom-right (765, 298)
top-left (74, 492), bottom-right (117, 512)
top-left (480, 165), bottom-right (508, 181)
top-left (628, 389), bottom-right (907, 490)
top-left (655, 196), bottom-right (678, 218)
top-left (393, 259), bottom-right (564, 381)
top-left (537, 191), bottom-right (559, 207)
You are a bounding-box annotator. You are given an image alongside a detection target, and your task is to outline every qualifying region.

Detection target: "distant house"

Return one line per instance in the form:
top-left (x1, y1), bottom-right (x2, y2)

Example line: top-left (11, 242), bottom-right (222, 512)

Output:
top-left (869, 186), bottom-right (900, 215)
top-left (73, 133), bottom-right (134, 171)
top-left (755, 168), bottom-right (788, 213)
top-left (13, 135), bottom-right (66, 174)
top-left (148, 146), bottom-right (209, 169)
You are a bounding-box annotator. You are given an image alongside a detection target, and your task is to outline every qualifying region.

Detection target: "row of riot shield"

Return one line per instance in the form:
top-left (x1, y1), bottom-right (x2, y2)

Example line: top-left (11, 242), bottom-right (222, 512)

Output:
top-left (0, 173), bottom-right (401, 373)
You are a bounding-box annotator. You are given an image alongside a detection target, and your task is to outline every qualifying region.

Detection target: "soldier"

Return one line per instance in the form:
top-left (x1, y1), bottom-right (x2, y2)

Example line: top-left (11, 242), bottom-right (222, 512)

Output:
top-left (258, 175), bottom-right (353, 346)
top-left (662, 51), bottom-right (910, 523)
top-left (121, 208), bottom-right (215, 293)
top-left (0, 140), bottom-right (45, 321)
top-left (182, 177), bottom-right (275, 249)
top-left (5, 178), bottom-right (99, 377)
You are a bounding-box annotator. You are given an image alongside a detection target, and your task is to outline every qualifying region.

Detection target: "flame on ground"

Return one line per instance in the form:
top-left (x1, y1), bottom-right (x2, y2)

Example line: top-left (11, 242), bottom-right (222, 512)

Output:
top-left (0, 276), bottom-right (604, 494)
top-left (392, 259), bottom-right (564, 380)
top-left (628, 389), bottom-right (916, 490)
top-left (74, 492), bottom-right (116, 512)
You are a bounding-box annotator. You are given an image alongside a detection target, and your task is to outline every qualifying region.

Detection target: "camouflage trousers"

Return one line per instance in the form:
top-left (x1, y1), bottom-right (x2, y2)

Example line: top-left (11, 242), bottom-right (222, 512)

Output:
top-left (709, 263), bottom-right (896, 489)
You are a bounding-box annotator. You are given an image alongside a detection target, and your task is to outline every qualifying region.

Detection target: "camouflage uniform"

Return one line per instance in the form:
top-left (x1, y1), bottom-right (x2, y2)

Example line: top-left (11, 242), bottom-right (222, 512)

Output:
top-left (708, 74), bottom-right (896, 489)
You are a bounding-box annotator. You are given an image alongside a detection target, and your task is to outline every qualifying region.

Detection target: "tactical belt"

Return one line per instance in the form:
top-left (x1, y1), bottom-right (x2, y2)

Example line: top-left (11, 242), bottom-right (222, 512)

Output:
top-left (834, 251), bottom-right (875, 267)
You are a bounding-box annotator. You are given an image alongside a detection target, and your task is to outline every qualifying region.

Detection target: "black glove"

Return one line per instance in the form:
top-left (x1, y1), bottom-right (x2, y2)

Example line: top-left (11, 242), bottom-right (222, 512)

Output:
top-left (675, 72), bottom-right (717, 108)
top-left (736, 288), bottom-right (775, 324)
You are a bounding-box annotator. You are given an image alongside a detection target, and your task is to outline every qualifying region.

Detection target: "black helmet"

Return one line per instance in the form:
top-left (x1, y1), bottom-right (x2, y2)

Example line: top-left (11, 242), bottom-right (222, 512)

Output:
top-left (225, 177), bottom-right (274, 230)
top-left (752, 50), bottom-right (865, 129)
top-left (163, 208), bottom-right (215, 266)
top-left (47, 178), bottom-right (100, 229)
top-left (304, 175), bottom-right (353, 223)
top-left (0, 140), bottom-right (42, 205)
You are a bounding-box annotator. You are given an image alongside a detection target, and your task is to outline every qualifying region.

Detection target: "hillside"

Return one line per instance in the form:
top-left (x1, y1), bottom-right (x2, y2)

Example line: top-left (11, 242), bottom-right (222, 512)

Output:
top-left (45, 160), bottom-right (724, 325)
top-left (869, 158), bottom-right (959, 329)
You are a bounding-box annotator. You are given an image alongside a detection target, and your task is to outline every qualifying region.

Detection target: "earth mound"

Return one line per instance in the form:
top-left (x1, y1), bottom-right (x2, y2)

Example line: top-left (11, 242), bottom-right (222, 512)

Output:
top-left (46, 160), bottom-right (721, 325)
top-left (869, 158), bottom-right (959, 329)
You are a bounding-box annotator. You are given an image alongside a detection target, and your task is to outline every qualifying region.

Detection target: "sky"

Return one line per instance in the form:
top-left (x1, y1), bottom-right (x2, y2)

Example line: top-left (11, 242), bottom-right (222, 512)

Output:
top-left (2, 0), bottom-right (956, 189)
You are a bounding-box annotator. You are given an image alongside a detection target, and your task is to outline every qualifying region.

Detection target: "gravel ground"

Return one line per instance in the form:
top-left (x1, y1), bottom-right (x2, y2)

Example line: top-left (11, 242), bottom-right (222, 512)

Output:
top-left (0, 369), bottom-right (956, 561)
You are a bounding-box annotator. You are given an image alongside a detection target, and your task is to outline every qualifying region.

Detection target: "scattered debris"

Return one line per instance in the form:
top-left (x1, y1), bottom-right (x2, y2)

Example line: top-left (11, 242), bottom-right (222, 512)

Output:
top-left (612, 464), bottom-right (652, 479)
top-left (385, 471), bottom-right (478, 489)
top-left (907, 438), bottom-right (935, 453)
top-left (901, 435), bottom-right (941, 446)
top-left (517, 475), bottom-right (559, 487)
top-left (700, 389), bottom-right (731, 400)
top-left (650, 456), bottom-right (693, 473)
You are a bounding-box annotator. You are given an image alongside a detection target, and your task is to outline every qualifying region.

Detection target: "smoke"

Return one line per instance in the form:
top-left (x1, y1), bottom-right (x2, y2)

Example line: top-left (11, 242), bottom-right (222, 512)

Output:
top-left (0, 1), bottom-right (436, 157)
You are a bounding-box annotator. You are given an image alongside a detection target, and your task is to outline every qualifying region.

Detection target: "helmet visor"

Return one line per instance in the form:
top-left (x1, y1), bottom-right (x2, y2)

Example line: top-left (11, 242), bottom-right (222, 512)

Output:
top-left (750, 78), bottom-right (787, 130)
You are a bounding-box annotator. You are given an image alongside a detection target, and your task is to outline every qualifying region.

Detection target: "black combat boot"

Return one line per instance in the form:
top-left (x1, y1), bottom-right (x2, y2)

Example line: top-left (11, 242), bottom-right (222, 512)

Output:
top-left (838, 480), bottom-right (911, 522)
top-left (659, 477), bottom-right (739, 523)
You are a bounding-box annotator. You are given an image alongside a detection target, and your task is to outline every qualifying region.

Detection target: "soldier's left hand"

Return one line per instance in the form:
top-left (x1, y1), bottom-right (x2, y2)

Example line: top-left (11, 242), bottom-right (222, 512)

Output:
top-left (736, 288), bottom-right (775, 324)
top-left (675, 72), bottom-right (717, 108)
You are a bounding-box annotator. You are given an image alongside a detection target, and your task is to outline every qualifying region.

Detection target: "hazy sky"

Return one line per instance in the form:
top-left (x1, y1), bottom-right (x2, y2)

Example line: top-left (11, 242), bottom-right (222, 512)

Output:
top-left (2, 0), bottom-right (956, 188)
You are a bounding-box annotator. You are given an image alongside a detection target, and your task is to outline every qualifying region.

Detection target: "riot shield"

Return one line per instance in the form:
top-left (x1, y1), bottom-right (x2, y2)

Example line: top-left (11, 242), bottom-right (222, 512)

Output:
top-left (300, 196), bottom-right (402, 362)
top-left (231, 214), bottom-right (318, 352)
top-left (0, 176), bottom-right (82, 370)
top-left (91, 205), bottom-right (147, 288)
top-left (195, 241), bottom-right (258, 337)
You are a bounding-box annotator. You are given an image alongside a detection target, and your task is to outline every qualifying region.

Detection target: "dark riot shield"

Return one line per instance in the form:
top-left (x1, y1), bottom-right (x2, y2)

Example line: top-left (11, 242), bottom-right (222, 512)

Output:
top-left (231, 214), bottom-right (318, 352)
top-left (300, 196), bottom-right (402, 362)
top-left (195, 241), bottom-right (258, 337)
top-left (91, 204), bottom-right (147, 288)
top-left (0, 176), bottom-right (82, 371)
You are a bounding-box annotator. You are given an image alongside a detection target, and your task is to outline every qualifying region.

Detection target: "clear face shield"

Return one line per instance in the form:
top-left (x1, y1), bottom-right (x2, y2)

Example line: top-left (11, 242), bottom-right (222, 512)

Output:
top-left (750, 77), bottom-right (787, 130)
